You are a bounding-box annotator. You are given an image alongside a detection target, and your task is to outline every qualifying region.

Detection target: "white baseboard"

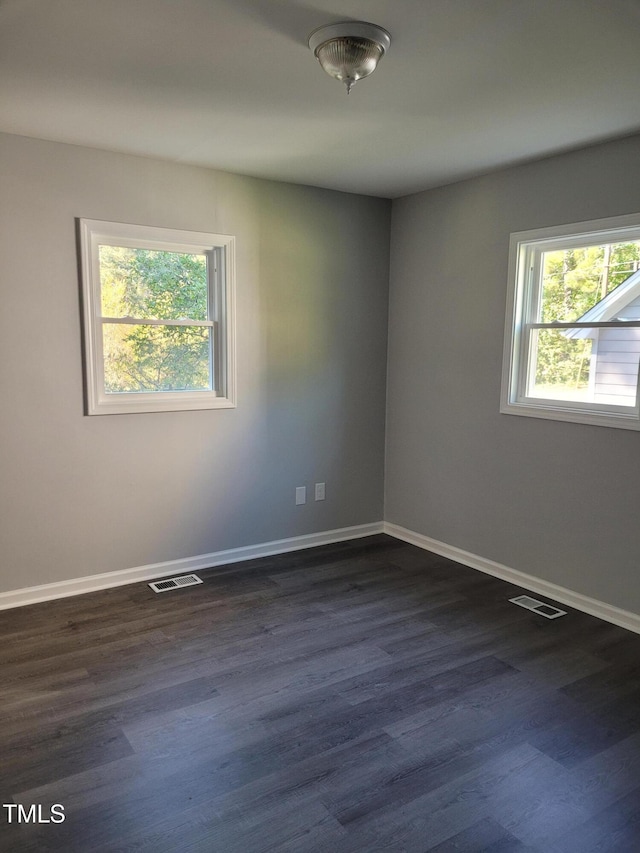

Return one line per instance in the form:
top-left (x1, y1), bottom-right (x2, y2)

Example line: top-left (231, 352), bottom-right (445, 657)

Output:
top-left (5, 519), bottom-right (639, 636)
top-left (383, 521), bottom-right (640, 636)
top-left (0, 522), bottom-right (384, 611)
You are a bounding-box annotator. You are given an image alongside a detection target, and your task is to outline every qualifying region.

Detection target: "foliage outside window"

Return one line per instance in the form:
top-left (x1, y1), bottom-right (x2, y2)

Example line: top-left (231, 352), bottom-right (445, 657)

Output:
top-left (501, 214), bottom-right (640, 430)
top-left (79, 220), bottom-right (236, 415)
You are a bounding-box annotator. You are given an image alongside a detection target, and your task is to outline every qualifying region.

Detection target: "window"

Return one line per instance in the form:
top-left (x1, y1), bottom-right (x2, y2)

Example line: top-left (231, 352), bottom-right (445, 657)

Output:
top-left (501, 213), bottom-right (640, 430)
top-left (79, 219), bottom-right (236, 415)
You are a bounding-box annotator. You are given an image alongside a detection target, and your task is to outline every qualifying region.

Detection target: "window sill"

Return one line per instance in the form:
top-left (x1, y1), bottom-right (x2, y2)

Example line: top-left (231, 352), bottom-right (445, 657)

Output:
top-left (500, 398), bottom-right (640, 430)
top-left (87, 392), bottom-right (236, 416)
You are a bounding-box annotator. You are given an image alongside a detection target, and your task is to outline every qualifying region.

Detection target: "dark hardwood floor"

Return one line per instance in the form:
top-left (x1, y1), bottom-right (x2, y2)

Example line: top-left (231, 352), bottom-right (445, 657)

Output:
top-left (1, 534), bottom-right (640, 852)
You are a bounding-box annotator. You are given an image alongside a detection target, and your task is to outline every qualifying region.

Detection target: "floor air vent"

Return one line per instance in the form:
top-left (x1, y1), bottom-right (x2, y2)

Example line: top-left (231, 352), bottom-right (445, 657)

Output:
top-left (149, 574), bottom-right (203, 593)
top-left (510, 594), bottom-right (566, 619)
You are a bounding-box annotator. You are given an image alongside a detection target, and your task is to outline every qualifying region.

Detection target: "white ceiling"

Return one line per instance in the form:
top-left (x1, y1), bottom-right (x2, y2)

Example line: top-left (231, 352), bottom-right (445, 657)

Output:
top-left (2, 0), bottom-right (640, 198)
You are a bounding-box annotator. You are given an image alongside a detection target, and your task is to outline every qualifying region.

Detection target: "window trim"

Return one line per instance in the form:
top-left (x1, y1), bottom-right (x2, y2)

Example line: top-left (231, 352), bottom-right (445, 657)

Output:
top-left (501, 213), bottom-right (640, 430)
top-left (79, 219), bottom-right (236, 415)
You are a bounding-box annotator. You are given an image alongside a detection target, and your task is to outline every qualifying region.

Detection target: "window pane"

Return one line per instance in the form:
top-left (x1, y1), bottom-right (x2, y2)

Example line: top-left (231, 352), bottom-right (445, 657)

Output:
top-left (528, 329), bottom-right (593, 401)
top-left (528, 328), bottom-right (639, 407)
top-left (540, 241), bottom-right (640, 323)
top-left (99, 246), bottom-right (208, 321)
top-left (103, 323), bottom-right (212, 393)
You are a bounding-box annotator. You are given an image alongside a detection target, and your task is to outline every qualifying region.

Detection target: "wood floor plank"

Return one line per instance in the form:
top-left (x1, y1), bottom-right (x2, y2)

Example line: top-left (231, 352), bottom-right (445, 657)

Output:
top-left (548, 785), bottom-right (640, 853)
top-left (427, 816), bottom-right (532, 852)
top-left (2, 534), bottom-right (640, 851)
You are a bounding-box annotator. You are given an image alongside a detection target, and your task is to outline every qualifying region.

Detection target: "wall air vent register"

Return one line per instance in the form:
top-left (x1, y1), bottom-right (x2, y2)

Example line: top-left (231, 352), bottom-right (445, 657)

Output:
top-left (148, 574), bottom-right (203, 593)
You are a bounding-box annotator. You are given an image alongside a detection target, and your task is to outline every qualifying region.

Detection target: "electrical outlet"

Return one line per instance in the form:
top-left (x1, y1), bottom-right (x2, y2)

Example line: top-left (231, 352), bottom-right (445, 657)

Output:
top-left (295, 486), bottom-right (306, 505)
top-left (315, 482), bottom-right (325, 501)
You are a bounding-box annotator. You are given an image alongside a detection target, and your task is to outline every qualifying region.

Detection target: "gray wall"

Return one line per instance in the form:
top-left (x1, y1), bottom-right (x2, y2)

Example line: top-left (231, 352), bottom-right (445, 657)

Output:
top-left (386, 134), bottom-right (640, 615)
top-left (5, 127), bottom-right (640, 615)
top-left (0, 133), bottom-right (390, 593)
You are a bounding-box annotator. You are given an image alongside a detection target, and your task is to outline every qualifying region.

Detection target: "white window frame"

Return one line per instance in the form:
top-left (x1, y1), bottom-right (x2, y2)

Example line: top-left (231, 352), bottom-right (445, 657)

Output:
top-left (79, 219), bottom-right (236, 415)
top-left (501, 213), bottom-right (640, 430)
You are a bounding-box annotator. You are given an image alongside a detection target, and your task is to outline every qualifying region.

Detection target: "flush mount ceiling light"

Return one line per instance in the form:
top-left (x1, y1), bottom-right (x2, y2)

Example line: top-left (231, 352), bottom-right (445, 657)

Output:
top-left (308, 21), bottom-right (391, 94)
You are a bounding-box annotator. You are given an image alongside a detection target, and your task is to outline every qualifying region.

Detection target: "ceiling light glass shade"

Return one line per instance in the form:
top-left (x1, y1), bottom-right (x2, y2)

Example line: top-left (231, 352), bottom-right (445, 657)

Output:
top-left (308, 22), bottom-right (391, 94)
